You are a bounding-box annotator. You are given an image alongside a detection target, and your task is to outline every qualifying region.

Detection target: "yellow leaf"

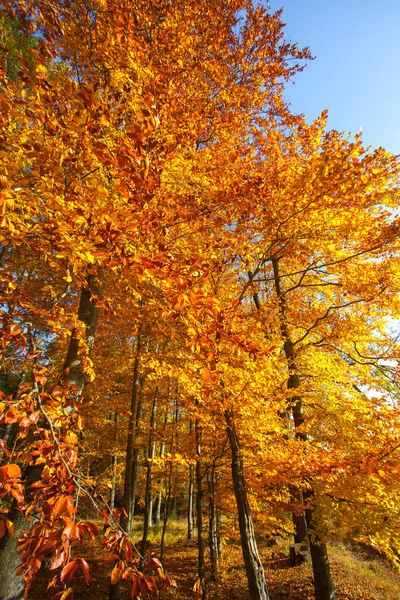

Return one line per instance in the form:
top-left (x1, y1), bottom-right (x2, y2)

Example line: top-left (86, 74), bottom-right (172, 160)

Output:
top-left (66, 431), bottom-right (78, 445)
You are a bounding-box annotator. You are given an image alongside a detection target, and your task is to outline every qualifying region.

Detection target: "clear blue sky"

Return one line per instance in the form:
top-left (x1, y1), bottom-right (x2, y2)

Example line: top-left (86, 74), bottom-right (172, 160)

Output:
top-left (268, 0), bottom-right (400, 154)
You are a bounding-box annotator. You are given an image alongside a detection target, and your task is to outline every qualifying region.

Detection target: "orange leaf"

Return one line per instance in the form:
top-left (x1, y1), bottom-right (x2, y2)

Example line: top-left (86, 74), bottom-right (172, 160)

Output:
top-left (11, 487), bottom-right (24, 504)
top-left (0, 464), bottom-right (21, 480)
top-left (111, 562), bottom-right (123, 585)
top-left (53, 495), bottom-right (74, 518)
top-left (60, 560), bottom-right (79, 584)
top-left (193, 578), bottom-right (203, 599)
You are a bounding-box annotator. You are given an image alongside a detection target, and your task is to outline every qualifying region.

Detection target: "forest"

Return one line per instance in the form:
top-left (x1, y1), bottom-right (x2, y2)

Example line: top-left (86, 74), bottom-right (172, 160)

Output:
top-left (0, 1), bottom-right (400, 600)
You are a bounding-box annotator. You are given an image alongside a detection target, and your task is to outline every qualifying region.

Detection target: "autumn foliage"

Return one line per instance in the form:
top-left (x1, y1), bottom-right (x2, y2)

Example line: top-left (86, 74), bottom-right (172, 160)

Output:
top-left (0, 2), bottom-right (400, 600)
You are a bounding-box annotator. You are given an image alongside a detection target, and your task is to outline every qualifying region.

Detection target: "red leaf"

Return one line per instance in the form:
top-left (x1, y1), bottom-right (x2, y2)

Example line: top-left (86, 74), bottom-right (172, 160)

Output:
top-left (122, 566), bottom-right (136, 580)
top-left (79, 558), bottom-right (90, 585)
top-left (60, 560), bottom-right (79, 584)
top-left (131, 576), bottom-right (141, 599)
top-left (141, 576), bottom-right (156, 595)
top-left (147, 556), bottom-right (163, 572)
top-left (101, 508), bottom-right (109, 523)
top-left (80, 521), bottom-right (99, 540)
top-left (0, 520), bottom-right (6, 539)
top-left (103, 554), bottom-right (120, 564)
top-left (0, 439), bottom-right (10, 456)
top-left (50, 548), bottom-right (67, 570)
top-left (161, 575), bottom-right (175, 594)
top-left (62, 520), bottom-right (83, 543)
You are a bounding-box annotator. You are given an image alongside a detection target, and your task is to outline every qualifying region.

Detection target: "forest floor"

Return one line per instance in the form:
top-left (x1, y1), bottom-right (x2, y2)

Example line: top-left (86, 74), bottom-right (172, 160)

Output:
top-left (29, 518), bottom-right (400, 600)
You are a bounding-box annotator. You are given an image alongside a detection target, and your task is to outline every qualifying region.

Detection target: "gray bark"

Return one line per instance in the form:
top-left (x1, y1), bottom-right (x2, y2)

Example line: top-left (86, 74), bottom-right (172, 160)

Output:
top-left (62, 273), bottom-right (102, 392)
top-left (160, 408), bottom-right (176, 563)
top-left (305, 493), bottom-right (337, 600)
top-left (195, 420), bottom-right (206, 599)
top-left (225, 410), bottom-right (269, 600)
top-left (129, 377), bottom-right (144, 521)
top-left (207, 466), bottom-right (219, 581)
top-left (187, 419), bottom-right (194, 540)
top-left (121, 336), bottom-right (141, 533)
top-left (188, 463), bottom-right (194, 540)
top-left (140, 390), bottom-right (158, 566)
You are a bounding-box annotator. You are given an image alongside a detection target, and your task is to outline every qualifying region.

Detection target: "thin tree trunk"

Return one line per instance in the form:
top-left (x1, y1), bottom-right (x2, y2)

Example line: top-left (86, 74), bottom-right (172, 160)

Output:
top-left (110, 412), bottom-right (118, 510)
top-left (121, 335), bottom-right (141, 533)
top-left (110, 454), bottom-right (118, 510)
top-left (155, 411), bottom-right (168, 525)
top-left (224, 410), bottom-right (269, 600)
top-left (216, 474), bottom-right (222, 558)
top-left (207, 464), bottom-right (219, 581)
top-left (160, 404), bottom-right (176, 563)
top-left (188, 463), bottom-right (194, 540)
top-left (155, 490), bottom-right (162, 525)
top-left (160, 461), bottom-right (173, 563)
top-left (130, 376), bottom-right (144, 521)
top-left (195, 419), bottom-right (206, 600)
top-left (140, 389), bottom-right (158, 565)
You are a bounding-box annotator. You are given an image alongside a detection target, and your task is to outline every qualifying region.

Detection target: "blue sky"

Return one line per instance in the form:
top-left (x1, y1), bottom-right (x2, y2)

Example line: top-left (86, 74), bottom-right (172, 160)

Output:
top-left (268, 0), bottom-right (400, 154)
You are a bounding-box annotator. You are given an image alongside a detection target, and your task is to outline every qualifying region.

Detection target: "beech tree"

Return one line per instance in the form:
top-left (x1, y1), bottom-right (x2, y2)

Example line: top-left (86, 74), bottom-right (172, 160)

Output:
top-left (1, 2), bottom-right (400, 600)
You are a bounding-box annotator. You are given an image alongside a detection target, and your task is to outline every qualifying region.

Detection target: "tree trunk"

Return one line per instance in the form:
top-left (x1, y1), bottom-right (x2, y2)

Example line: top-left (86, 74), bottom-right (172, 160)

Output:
top-left (129, 377), bottom-right (144, 522)
top-left (188, 463), bottom-right (194, 540)
top-left (62, 273), bottom-right (102, 392)
top-left (121, 336), bottom-right (141, 533)
top-left (0, 510), bottom-right (26, 600)
top-left (195, 420), bottom-right (206, 600)
top-left (271, 257), bottom-right (336, 598)
top-left (160, 404), bottom-right (176, 563)
top-left (187, 419), bottom-right (195, 539)
top-left (292, 490), bottom-right (308, 545)
top-left (110, 412), bottom-right (118, 510)
top-left (225, 410), bottom-right (269, 600)
top-left (160, 461), bottom-right (173, 563)
top-left (216, 499), bottom-right (223, 559)
top-left (140, 389), bottom-right (158, 566)
top-left (110, 454), bottom-right (118, 511)
top-left (0, 273), bottom-right (102, 600)
top-left (155, 411), bottom-right (168, 525)
top-left (207, 465), bottom-right (219, 581)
